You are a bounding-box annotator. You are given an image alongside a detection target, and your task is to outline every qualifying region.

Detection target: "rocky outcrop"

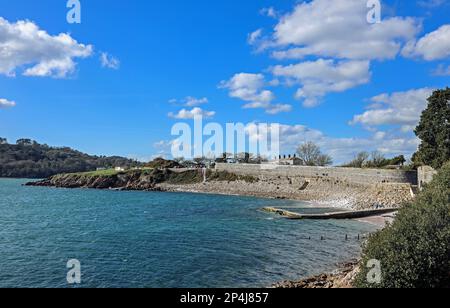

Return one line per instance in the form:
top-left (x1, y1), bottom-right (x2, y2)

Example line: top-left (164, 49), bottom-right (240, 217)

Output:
top-left (25, 169), bottom-right (258, 192)
top-left (27, 169), bottom-right (186, 191)
top-left (273, 261), bottom-right (360, 289)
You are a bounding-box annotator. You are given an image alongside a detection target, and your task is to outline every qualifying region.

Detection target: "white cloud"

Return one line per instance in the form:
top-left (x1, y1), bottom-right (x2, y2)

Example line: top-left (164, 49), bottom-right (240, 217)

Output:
top-left (0, 17), bottom-right (93, 78)
top-left (100, 52), bottom-right (120, 70)
top-left (0, 98), bottom-right (16, 109)
top-left (185, 96), bottom-right (208, 107)
top-left (272, 59), bottom-right (371, 107)
top-left (169, 96), bottom-right (209, 107)
top-left (220, 73), bottom-right (275, 103)
top-left (350, 88), bottom-right (434, 131)
top-left (265, 0), bottom-right (419, 60)
top-left (248, 29), bottom-right (263, 45)
top-left (417, 0), bottom-right (446, 8)
top-left (168, 107), bottom-right (216, 119)
top-left (432, 64), bottom-right (450, 76)
top-left (220, 73), bottom-right (292, 114)
top-left (402, 25), bottom-right (450, 60)
top-left (266, 104), bottom-right (293, 115)
top-left (260, 7), bottom-right (279, 18)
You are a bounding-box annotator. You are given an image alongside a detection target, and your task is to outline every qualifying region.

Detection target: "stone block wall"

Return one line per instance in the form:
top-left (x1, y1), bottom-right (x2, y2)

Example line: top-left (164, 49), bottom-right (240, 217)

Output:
top-left (216, 163), bottom-right (418, 186)
top-left (417, 166), bottom-right (438, 190)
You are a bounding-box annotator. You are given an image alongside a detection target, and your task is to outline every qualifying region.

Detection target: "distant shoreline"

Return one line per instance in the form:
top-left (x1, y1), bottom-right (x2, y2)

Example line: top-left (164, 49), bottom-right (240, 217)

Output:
top-left (25, 167), bottom-right (415, 211)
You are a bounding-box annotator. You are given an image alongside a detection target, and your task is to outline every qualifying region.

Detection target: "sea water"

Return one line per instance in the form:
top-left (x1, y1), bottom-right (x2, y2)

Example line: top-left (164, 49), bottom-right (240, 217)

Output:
top-left (0, 178), bottom-right (376, 288)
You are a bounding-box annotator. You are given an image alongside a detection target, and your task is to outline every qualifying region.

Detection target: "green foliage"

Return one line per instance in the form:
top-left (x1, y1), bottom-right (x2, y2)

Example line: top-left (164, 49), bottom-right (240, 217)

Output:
top-left (164, 170), bottom-right (258, 184)
top-left (355, 163), bottom-right (450, 288)
top-left (0, 139), bottom-right (141, 178)
top-left (208, 170), bottom-right (258, 183)
top-left (146, 157), bottom-right (181, 169)
top-left (343, 152), bottom-right (407, 169)
top-left (74, 169), bottom-right (122, 177)
top-left (413, 88), bottom-right (450, 169)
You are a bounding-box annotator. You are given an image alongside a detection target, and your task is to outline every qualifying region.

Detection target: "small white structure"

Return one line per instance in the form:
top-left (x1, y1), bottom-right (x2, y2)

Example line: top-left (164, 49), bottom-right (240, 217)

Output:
top-left (279, 157), bottom-right (302, 166)
top-left (115, 167), bottom-right (127, 172)
top-left (270, 155), bottom-right (302, 166)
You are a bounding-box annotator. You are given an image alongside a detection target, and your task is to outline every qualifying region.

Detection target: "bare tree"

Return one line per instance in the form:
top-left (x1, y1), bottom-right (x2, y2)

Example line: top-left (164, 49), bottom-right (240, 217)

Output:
top-left (370, 151), bottom-right (387, 168)
top-left (296, 142), bottom-right (333, 166)
top-left (344, 152), bottom-right (370, 168)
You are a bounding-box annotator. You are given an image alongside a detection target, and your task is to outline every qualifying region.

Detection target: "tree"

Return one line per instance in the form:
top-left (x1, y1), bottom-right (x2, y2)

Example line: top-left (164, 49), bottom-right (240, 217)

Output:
top-left (173, 157), bottom-right (185, 164)
top-left (344, 152), bottom-right (370, 168)
top-left (413, 88), bottom-right (450, 169)
top-left (0, 139), bottom-right (142, 178)
top-left (16, 139), bottom-right (34, 146)
top-left (367, 151), bottom-right (387, 168)
top-left (296, 142), bottom-right (333, 166)
top-left (388, 155), bottom-right (406, 166)
top-left (0, 137), bottom-right (7, 145)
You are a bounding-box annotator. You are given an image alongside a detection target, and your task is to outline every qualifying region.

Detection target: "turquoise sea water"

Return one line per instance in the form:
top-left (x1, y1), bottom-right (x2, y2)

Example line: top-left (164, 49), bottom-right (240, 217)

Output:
top-left (0, 178), bottom-right (377, 288)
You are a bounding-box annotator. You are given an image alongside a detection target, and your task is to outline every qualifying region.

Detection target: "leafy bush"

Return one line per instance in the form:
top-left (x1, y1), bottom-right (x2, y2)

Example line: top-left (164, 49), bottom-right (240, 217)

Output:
top-left (355, 162), bottom-right (450, 288)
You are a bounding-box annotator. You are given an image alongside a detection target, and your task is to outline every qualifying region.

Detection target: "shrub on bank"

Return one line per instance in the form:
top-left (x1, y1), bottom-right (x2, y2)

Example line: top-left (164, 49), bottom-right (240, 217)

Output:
top-left (355, 162), bottom-right (450, 288)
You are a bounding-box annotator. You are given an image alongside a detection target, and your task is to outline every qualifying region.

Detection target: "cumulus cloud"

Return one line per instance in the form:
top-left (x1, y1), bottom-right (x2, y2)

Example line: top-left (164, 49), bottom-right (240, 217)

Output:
top-left (0, 17), bottom-right (93, 78)
top-left (350, 88), bottom-right (434, 131)
top-left (265, 0), bottom-right (419, 61)
top-left (272, 59), bottom-right (371, 107)
top-left (100, 52), bottom-right (120, 70)
top-left (402, 25), bottom-right (450, 60)
top-left (168, 107), bottom-right (216, 119)
top-left (0, 98), bottom-right (16, 109)
top-left (220, 73), bottom-right (275, 103)
top-left (220, 73), bottom-right (292, 114)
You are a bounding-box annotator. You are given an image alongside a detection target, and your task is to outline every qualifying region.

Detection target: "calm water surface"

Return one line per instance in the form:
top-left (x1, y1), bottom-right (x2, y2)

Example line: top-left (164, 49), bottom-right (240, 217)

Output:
top-left (0, 178), bottom-right (377, 288)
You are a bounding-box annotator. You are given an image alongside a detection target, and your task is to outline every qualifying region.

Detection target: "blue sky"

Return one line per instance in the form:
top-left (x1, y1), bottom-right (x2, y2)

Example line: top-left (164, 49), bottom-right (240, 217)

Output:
top-left (0, 0), bottom-right (449, 163)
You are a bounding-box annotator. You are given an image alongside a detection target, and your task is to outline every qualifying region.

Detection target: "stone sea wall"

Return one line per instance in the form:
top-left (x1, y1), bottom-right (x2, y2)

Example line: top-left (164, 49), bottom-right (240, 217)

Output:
top-left (215, 163), bottom-right (418, 186)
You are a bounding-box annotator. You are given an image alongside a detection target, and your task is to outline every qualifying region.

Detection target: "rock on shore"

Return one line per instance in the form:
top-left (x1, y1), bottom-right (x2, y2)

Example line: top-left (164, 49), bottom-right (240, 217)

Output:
top-left (273, 261), bottom-right (360, 289)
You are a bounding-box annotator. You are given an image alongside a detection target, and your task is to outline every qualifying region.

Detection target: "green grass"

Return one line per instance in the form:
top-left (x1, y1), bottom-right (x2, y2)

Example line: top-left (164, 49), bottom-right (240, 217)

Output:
top-left (73, 169), bottom-right (122, 177)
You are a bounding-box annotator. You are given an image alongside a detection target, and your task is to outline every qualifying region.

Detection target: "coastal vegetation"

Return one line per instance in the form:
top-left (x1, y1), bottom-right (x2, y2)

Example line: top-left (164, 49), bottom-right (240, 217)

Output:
top-left (27, 168), bottom-right (258, 190)
top-left (355, 162), bottom-right (450, 288)
top-left (0, 139), bottom-right (141, 178)
top-left (413, 88), bottom-right (450, 170)
top-left (343, 152), bottom-right (407, 169)
top-left (355, 89), bottom-right (450, 288)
